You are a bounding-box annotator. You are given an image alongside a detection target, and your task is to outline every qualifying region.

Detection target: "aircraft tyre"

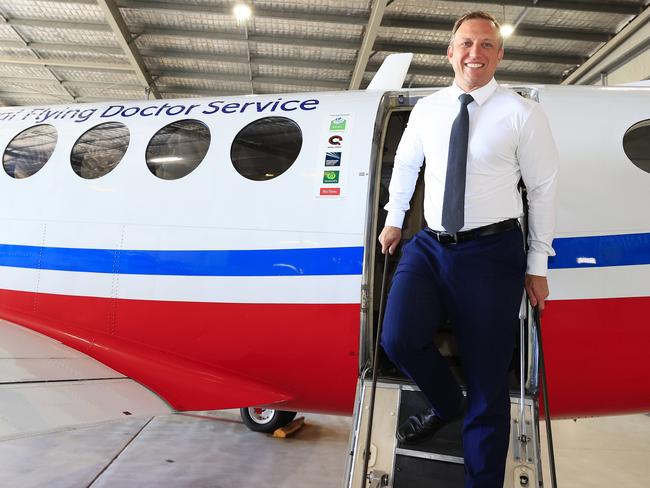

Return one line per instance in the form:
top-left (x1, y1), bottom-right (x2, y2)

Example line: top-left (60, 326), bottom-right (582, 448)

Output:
top-left (240, 407), bottom-right (297, 433)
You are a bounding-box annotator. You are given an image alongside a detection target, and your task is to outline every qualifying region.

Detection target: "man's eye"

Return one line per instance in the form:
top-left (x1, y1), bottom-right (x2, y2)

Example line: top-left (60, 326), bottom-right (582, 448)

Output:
top-left (483, 42), bottom-right (494, 48)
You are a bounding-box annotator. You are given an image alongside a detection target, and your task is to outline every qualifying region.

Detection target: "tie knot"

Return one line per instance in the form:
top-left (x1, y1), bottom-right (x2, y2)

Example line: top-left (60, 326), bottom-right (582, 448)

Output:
top-left (459, 93), bottom-right (474, 106)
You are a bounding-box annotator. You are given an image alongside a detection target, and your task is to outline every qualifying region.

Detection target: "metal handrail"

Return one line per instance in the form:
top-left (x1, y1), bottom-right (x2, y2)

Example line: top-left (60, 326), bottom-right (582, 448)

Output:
top-left (360, 251), bottom-right (391, 488)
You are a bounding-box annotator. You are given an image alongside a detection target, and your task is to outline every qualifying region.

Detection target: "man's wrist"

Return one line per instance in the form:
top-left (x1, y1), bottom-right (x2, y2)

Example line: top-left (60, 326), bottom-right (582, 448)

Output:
top-left (385, 210), bottom-right (405, 229)
top-left (526, 251), bottom-right (548, 277)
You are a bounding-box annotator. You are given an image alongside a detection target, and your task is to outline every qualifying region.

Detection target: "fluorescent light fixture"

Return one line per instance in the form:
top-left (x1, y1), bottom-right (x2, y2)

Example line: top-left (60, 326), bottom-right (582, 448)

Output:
top-left (233, 4), bottom-right (252, 22)
top-left (500, 24), bottom-right (515, 38)
top-left (149, 156), bottom-right (182, 163)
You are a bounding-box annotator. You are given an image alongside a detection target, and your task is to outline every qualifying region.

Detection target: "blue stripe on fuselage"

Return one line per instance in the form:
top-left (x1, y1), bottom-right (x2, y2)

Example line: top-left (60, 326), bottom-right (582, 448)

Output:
top-left (549, 232), bottom-right (650, 269)
top-left (0, 232), bottom-right (647, 276)
top-left (0, 244), bottom-right (364, 276)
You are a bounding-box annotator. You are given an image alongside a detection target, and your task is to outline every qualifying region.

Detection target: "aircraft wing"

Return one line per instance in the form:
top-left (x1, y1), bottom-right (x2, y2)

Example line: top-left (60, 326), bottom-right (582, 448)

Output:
top-left (0, 319), bottom-right (171, 440)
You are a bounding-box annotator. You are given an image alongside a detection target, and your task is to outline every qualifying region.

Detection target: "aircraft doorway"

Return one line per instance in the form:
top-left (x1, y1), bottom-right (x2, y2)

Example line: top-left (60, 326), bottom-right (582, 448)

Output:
top-left (349, 93), bottom-right (543, 488)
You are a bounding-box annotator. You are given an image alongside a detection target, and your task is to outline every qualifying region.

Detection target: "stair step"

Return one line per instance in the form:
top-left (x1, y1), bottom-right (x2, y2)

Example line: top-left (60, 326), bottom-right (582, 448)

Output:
top-left (397, 389), bottom-right (464, 457)
top-left (393, 453), bottom-right (465, 487)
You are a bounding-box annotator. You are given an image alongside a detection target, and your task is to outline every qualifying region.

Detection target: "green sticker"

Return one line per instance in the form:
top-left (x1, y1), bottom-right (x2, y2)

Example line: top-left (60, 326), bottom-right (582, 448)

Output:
top-left (329, 117), bottom-right (347, 131)
top-left (323, 170), bottom-right (340, 183)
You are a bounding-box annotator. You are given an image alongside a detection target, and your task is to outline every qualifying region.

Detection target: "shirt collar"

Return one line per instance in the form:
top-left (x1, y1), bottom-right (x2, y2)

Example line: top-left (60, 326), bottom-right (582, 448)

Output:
top-left (449, 78), bottom-right (498, 107)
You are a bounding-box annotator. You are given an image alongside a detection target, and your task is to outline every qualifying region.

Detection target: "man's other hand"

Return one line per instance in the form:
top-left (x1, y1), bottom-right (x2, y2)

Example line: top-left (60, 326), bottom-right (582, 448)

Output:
top-left (379, 226), bottom-right (402, 255)
top-left (525, 274), bottom-right (549, 315)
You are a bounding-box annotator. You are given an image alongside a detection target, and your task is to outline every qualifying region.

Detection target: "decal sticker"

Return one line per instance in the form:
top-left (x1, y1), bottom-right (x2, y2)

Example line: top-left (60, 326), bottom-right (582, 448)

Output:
top-left (323, 171), bottom-right (340, 184)
top-left (329, 117), bottom-right (347, 131)
top-left (320, 188), bottom-right (341, 196)
top-left (325, 152), bottom-right (342, 167)
top-left (328, 135), bottom-right (343, 146)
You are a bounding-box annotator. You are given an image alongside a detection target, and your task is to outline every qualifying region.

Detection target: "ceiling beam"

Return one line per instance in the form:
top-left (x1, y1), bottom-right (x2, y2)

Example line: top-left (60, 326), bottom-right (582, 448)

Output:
top-left (2, 40), bottom-right (124, 56)
top-left (372, 41), bottom-right (584, 65)
top-left (0, 76), bottom-right (143, 90)
top-left (114, 0), bottom-right (642, 20)
top-left (139, 27), bottom-right (361, 50)
top-left (0, 56), bottom-right (133, 71)
top-left (381, 16), bottom-right (612, 43)
top-left (440, 0), bottom-right (643, 15)
top-left (149, 70), bottom-right (348, 89)
top-left (7, 17), bottom-right (111, 31)
top-left (159, 86), bottom-right (257, 97)
top-left (350, 0), bottom-right (388, 90)
top-left (114, 0), bottom-right (369, 26)
top-left (96, 0), bottom-right (160, 98)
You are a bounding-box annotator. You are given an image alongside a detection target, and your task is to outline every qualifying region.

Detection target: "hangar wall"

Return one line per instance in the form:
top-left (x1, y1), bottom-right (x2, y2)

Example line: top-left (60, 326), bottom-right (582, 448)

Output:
top-left (564, 8), bottom-right (650, 86)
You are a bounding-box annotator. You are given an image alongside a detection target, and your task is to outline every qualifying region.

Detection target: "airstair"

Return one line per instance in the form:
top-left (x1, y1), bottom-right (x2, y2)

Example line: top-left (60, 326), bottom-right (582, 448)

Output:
top-left (348, 87), bottom-right (556, 488)
top-left (345, 304), bottom-right (549, 488)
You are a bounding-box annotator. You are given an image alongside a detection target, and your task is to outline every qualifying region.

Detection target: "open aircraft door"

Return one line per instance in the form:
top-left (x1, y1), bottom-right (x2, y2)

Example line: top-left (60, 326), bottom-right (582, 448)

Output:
top-left (346, 88), bottom-right (552, 488)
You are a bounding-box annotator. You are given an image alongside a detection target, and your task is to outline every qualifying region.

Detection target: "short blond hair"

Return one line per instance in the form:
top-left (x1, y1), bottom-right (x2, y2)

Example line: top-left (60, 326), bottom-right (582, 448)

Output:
top-left (450, 11), bottom-right (503, 48)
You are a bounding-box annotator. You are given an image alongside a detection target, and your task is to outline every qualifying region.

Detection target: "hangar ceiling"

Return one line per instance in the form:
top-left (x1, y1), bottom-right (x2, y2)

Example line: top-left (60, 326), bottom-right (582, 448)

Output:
top-left (0, 0), bottom-right (648, 106)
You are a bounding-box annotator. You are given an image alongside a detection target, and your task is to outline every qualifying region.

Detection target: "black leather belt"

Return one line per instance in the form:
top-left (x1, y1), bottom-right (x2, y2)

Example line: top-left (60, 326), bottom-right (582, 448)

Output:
top-left (425, 218), bottom-right (519, 244)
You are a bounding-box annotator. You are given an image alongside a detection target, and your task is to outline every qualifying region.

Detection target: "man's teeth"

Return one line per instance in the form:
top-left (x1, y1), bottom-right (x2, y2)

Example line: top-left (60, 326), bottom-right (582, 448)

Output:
top-left (466, 63), bottom-right (484, 68)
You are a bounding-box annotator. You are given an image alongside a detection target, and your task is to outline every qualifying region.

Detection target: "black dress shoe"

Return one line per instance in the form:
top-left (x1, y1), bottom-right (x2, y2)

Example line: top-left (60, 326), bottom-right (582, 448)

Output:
top-left (397, 399), bottom-right (467, 445)
top-left (396, 408), bottom-right (448, 444)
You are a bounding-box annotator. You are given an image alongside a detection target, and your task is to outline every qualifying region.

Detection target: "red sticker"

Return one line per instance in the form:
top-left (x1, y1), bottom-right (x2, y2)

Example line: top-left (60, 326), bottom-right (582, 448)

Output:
top-left (328, 135), bottom-right (343, 146)
top-left (320, 187), bottom-right (341, 196)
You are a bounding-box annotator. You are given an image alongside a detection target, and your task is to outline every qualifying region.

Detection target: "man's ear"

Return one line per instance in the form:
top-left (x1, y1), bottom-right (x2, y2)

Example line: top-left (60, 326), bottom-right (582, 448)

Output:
top-left (497, 46), bottom-right (504, 63)
top-left (447, 44), bottom-right (454, 63)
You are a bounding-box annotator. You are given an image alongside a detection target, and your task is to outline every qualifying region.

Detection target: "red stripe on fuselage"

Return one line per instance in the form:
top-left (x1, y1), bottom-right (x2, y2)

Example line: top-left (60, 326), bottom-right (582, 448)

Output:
top-left (1, 288), bottom-right (648, 418)
top-left (542, 296), bottom-right (650, 418)
top-left (0, 289), bottom-right (360, 414)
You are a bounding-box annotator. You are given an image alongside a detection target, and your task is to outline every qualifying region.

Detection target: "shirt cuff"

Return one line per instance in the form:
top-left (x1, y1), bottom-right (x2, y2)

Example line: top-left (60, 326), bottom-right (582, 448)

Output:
top-left (384, 210), bottom-right (406, 229)
top-left (526, 251), bottom-right (548, 277)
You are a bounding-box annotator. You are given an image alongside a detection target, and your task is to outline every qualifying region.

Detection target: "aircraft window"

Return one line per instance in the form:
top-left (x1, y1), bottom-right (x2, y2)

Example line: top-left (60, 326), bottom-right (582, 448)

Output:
top-left (230, 116), bottom-right (302, 181)
top-left (71, 122), bottom-right (130, 179)
top-left (3, 124), bottom-right (57, 179)
top-left (623, 119), bottom-right (650, 173)
top-left (146, 119), bottom-right (210, 180)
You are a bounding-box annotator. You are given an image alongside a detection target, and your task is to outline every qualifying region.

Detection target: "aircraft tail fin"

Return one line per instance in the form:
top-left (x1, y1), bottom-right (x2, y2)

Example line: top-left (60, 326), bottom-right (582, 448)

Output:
top-left (367, 53), bottom-right (413, 90)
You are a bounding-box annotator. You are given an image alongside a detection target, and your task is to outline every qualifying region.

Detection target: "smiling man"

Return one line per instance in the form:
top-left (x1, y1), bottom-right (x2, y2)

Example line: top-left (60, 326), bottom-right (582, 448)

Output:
top-left (379, 11), bottom-right (559, 488)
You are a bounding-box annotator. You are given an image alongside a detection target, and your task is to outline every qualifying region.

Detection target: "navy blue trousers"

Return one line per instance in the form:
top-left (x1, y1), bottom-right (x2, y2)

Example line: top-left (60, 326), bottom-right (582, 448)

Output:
top-left (381, 226), bottom-right (525, 488)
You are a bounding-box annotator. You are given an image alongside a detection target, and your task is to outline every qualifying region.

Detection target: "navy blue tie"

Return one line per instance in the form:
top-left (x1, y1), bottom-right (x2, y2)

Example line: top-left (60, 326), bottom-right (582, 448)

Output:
top-left (442, 93), bottom-right (474, 234)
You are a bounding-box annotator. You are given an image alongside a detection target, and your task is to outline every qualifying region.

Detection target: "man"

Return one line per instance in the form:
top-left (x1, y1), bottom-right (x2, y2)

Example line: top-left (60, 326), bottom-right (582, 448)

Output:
top-left (379, 11), bottom-right (559, 488)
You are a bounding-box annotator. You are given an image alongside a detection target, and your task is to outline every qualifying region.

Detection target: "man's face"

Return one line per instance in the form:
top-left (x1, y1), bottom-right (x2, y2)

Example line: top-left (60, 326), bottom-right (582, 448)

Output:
top-left (447, 18), bottom-right (504, 92)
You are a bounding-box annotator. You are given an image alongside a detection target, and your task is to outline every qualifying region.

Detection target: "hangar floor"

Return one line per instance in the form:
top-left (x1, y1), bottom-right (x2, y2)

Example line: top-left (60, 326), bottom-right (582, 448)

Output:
top-left (0, 408), bottom-right (648, 487)
top-left (3, 321), bottom-right (648, 486)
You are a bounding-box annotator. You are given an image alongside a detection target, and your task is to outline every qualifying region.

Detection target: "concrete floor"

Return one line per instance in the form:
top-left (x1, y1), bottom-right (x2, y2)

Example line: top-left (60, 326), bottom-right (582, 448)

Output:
top-left (0, 409), bottom-right (649, 487)
top-left (540, 414), bottom-right (650, 487)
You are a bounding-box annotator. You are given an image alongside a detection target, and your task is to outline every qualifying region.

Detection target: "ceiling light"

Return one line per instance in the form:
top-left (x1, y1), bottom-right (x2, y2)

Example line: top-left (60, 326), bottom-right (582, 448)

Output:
top-left (500, 24), bottom-right (515, 38)
top-left (233, 4), bottom-right (252, 22)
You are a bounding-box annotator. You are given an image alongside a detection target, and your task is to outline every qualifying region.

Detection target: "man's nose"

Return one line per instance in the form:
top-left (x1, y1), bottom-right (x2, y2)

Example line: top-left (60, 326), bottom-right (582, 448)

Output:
top-left (469, 43), bottom-right (480, 57)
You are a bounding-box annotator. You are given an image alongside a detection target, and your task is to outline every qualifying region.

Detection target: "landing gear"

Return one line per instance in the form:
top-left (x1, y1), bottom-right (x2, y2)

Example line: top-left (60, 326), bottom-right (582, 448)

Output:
top-left (240, 407), bottom-right (297, 433)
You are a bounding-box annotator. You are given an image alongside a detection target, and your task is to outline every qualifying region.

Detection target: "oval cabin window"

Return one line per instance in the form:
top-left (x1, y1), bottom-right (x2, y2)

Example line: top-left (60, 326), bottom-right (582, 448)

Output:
top-left (3, 124), bottom-right (57, 179)
top-left (71, 122), bottom-right (130, 179)
top-left (146, 120), bottom-right (210, 180)
top-left (230, 116), bottom-right (302, 181)
top-left (623, 119), bottom-right (650, 173)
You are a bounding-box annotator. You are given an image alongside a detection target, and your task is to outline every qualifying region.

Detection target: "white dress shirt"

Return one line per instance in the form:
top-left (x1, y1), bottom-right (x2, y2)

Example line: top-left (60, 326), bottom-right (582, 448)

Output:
top-left (385, 78), bottom-right (559, 276)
